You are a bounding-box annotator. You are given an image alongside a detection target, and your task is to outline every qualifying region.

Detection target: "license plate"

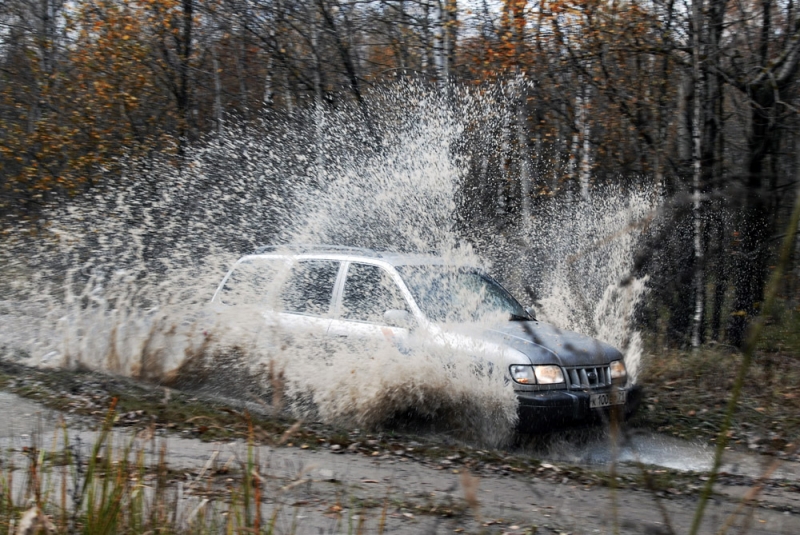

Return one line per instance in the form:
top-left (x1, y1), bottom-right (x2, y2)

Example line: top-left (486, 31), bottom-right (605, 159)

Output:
top-left (590, 390), bottom-right (627, 409)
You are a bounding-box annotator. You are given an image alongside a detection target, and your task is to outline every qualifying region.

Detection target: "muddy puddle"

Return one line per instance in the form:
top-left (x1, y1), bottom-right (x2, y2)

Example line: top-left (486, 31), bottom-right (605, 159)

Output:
top-left (520, 427), bottom-right (800, 481)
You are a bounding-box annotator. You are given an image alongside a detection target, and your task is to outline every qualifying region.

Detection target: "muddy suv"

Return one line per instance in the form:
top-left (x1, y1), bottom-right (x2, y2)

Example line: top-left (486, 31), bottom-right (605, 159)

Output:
top-left (212, 245), bottom-right (641, 428)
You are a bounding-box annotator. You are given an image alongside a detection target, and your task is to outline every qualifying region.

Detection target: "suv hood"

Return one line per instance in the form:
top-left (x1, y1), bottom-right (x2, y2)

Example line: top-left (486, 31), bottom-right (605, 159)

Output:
top-left (450, 320), bottom-right (623, 367)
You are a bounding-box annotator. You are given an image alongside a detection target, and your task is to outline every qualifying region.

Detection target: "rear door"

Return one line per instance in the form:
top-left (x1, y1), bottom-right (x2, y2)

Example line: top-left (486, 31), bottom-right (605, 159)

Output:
top-left (210, 255), bottom-right (291, 349)
top-left (275, 259), bottom-right (342, 341)
top-left (214, 256), bottom-right (287, 307)
top-left (328, 262), bottom-right (413, 351)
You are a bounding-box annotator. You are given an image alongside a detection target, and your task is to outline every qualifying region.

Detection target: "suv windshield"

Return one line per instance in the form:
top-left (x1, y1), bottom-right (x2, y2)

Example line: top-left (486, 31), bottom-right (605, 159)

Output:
top-left (396, 265), bottom-right (529, 323)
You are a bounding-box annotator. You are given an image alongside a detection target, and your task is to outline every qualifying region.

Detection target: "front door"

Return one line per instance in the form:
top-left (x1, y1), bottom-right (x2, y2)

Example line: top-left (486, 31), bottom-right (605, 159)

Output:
top-left (328, 262), bottom-right (413, 353)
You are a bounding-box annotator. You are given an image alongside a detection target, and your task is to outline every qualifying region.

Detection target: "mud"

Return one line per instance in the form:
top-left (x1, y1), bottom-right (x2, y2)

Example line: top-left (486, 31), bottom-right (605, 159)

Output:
top-left (2, 371), bottom-right (800, 534)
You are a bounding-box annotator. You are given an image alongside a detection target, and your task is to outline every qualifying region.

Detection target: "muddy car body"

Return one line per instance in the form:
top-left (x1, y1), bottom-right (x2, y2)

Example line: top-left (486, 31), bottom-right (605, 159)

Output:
top-left (212, 245), bottom-right (640, 429)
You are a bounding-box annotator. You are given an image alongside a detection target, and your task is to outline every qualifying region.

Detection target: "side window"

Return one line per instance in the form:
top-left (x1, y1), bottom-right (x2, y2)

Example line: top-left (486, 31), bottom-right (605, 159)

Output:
top-left (341, 263), bottom-right (408, 323)
top-left (279, 260), bottom-right (340, 316)
top-left (220, 258), bottom-right (284, 306)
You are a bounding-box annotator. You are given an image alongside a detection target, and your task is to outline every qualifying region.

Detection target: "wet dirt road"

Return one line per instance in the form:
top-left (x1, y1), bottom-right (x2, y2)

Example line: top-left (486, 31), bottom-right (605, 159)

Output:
top-left (524, 428), bottom-right (800, 481)
top-left (2, 391), bottom-right (799, 534)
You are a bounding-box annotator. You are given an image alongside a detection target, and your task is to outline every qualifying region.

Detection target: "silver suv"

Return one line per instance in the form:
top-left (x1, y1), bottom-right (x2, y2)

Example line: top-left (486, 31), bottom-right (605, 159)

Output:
top-left (212, 245), bottom-right (640, 428)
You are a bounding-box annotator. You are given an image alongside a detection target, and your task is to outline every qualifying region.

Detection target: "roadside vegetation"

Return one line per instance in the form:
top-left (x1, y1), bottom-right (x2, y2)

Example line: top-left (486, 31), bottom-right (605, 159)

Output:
top-left (0, 399), bottom-right (394, 535)
top-left (634, 291), bottom-right (800, 459)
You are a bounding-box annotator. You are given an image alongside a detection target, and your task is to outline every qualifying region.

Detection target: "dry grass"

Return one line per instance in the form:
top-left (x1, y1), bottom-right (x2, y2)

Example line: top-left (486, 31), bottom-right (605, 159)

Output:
top-left (634, 347), bottom-right (800, 452)
top-left (0, 402), bottom-right (389, 535)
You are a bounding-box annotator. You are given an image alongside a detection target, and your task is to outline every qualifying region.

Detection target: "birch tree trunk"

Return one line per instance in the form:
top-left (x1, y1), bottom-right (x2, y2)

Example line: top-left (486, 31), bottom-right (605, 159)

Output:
top-left (435, 1), bottom-right (448, 84)
top-left (422, 2), bottom-right (435, 76)
top-left (579, 83), bottom-right (591, 200)
top-left (568, 79), bottom-right (582, 187)
top-left (690, 0), bottom-right (705, 350)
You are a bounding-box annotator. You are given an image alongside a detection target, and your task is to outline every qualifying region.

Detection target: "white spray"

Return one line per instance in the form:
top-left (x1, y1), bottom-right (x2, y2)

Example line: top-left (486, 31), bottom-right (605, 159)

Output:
top-left (0, 83), bottom-right (657, 444)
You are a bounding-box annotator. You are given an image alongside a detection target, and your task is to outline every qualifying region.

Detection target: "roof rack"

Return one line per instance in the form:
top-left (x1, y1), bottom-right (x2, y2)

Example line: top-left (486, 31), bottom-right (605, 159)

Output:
top-left (252, 244), bottom-right (383, 257)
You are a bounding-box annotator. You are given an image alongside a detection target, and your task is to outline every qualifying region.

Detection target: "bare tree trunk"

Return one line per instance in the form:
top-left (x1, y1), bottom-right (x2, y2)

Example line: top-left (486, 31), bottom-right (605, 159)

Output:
top-left (312, 5), bottom-right (325, 182)
top-left (434, 0), bottom-right (447, 84)
top-left (264, 54), bottom-right (274, 108)
top-left (498, 107), bottom-right (510, 218)
top-left (569, 80), bottom-right (581, 186)
top-left (444, 0), bottom-right (457, 79)
top-left (395, 0), bottom-right (409, 71)
top-left (422, 2), bottom-right (435, 76)
top-left (516, 76), bottom-right (531, 220)
top-left (708, 0), bottom-right (728, 341)
top-left (175, 0), bottom-right (194, 155)
top-left (793, 134), bottom-right (800, 310)
top-left (579, 83), bottom-right (591, 200)
top-left (691, 0), bottom-right (705, 350)
top-left (725, 0), bottom-right (800, 346)
top-left (283, 67), bottom-right (293, 114)
top-left (710, 211), bottom-right (728, 340)
top-left (212, 47), bottom-right (223, 137)
top-left (235, 5), bottom-right (250, 121)
top-left (535, 127), bottom-right (543, 193)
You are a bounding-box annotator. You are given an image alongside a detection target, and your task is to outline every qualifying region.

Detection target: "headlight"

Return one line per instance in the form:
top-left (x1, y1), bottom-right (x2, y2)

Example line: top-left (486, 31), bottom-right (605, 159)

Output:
top-left (509, 365), bottom-right (535, 384)
top-left (610, 360), bottom-right (627, 381)
top-left (533, 365), bottom-right (565, 384)
top-left (509, 364), bottom-right (565, 385)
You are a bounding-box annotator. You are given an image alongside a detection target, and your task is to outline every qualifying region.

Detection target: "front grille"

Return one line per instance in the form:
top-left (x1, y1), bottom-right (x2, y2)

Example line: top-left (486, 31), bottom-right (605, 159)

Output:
top-left (564, 365), bottom-right (610, 390)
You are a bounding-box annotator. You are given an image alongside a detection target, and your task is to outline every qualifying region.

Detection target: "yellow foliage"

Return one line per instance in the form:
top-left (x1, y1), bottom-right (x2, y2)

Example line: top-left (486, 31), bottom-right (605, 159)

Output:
top-left (0, 0), bottom-right (180, 208)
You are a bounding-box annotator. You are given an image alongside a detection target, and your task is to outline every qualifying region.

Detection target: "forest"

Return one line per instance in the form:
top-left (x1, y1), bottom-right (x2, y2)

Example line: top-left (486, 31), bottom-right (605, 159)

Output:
top-left (2, 0), bottom-right (800, 350)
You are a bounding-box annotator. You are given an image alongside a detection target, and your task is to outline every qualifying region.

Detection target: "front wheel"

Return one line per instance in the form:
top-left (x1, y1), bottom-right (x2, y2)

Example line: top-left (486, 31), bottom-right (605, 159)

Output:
top-left (624, 384), bottom-right (644, 421)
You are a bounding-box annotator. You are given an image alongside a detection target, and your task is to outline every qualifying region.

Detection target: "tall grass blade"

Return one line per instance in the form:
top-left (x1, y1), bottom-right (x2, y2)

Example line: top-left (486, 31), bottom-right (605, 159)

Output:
top-left (690, 183), bottom-right (800, 534)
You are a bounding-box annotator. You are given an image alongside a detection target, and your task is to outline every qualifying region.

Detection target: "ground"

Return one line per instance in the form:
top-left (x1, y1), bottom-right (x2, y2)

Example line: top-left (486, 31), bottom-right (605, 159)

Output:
top-left (1, 358), bottom-right (800, 534)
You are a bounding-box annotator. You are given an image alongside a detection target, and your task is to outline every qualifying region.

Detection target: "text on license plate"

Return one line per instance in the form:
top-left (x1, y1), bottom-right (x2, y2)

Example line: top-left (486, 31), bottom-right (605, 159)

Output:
top-left (590, 390), bottom-right (627, 409)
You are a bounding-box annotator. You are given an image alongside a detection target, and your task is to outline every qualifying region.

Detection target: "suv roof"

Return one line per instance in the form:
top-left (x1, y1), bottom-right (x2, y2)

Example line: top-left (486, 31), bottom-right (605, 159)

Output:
top-left (254, 244), bottom-right (383, 257)
top-left (251, 244), bottom-right (472, 268)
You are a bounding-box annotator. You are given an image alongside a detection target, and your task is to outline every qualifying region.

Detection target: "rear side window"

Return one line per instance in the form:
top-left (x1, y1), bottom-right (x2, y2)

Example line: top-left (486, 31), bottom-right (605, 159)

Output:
top-left (341, 263), bottom-right (408, 323)
top-left (279, 260), bottom-right (340, 316)
top-left (220, 257), bottom-right (285, 306)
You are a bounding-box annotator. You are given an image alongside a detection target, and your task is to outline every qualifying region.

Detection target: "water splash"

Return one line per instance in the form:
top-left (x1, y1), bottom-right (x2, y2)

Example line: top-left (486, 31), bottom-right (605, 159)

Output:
top-left (513, 189), bottom-right (658, 382)
top-left (0, 82), bottom-right (656, 444)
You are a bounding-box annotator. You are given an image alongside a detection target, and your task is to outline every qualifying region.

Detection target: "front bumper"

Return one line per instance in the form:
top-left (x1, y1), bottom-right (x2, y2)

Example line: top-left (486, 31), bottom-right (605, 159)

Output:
top-left (516, 384), bottom-right (643, 430)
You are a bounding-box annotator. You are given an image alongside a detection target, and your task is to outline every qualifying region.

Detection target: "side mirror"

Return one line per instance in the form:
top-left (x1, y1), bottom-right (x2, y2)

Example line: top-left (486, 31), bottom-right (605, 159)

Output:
top-left (384, 309), bottom-right (415, 329)
top-left (524, 306), bottom-right (537, 321)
